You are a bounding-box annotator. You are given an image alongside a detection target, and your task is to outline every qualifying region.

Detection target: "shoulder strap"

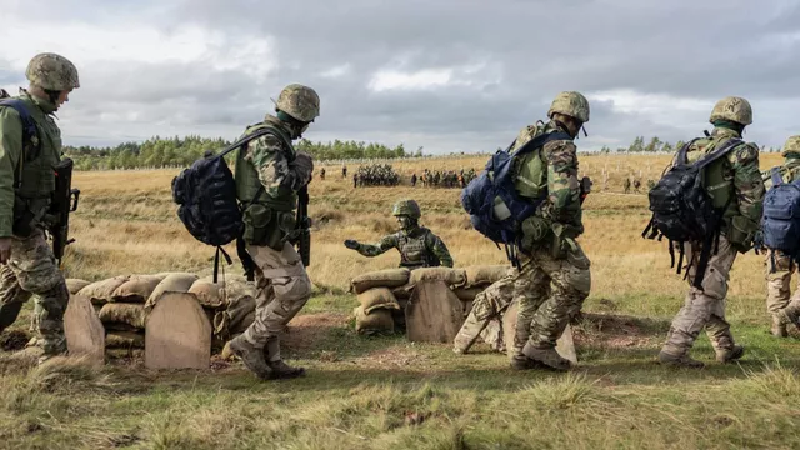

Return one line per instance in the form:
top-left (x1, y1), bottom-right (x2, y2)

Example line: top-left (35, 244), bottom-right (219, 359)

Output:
top-left (218, 125), bottom-right (289, 158)
top-left (674, 138), bottom-right (703, 166)
top-left (0, 99), bottom-right (38, 189)
top-left (512, 130), bottom-right (572, 159)
top-left (771, 167), bottom-right (783, 187)
top-left (679, 137), bottom-right (743, 170)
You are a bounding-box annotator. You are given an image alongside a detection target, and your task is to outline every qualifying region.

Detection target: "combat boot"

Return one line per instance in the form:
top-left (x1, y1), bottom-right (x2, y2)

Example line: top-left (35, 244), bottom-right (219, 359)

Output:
top-left (267, 360), bottom-right (306, 379)
top-left (521, 343), bottom-right (571, 371)
top-left (716, 345), bottom-right (744, 364)
top-left (228, 335), bottom-right (272, 380)
top-left (771, 316), bottom-right (787, 338)
top-left (658, 350), bottom-right (704, 369)
top-left (510, 355), bottom-right (545, 370)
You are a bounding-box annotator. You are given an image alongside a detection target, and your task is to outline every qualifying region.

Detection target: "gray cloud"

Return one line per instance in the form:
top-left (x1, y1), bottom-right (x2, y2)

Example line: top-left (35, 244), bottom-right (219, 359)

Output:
top-left (2, 0), bottom-right (799, 152)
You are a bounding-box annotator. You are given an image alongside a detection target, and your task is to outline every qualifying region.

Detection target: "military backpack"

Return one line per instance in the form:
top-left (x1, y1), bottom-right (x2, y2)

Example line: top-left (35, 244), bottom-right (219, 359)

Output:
top-left (762, 167), bottom-right (800, 271)
top-left (642, 137), bottom-right (743, 288)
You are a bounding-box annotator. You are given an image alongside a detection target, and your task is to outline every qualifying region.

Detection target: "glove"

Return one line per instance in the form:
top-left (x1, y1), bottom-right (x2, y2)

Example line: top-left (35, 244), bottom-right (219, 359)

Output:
top-left (293, 151), bottom-right (314, 186)
top-left (344, 239), bottom-right (359, 250)
top-left (0, 238), bottom-right (10, 264)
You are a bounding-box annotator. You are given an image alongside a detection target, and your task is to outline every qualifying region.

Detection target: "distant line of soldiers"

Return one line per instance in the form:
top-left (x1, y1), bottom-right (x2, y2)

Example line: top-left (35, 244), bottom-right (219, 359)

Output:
top-left (353, 164), bottom-right (401, 187)
top-left (420, 168), bottom-right (477, 188)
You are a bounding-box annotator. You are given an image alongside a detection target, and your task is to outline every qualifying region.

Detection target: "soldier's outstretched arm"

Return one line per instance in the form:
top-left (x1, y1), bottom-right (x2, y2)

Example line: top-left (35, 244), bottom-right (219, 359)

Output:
top-left (350, 234), bottom-right (399, 257)
top-left (0, 106), bottom-right (23, 239)
top-left (427, 233), bottom-right (454, 267)
top-left (544, 139), bottom-right (581, 226)
top-left (246, 133), bottom-right (311, 196)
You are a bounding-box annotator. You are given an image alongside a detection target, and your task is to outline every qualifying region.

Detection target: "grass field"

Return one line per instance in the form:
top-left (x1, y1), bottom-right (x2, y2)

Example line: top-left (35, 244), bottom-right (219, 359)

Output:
top-left (2, 152), bottom-right (799, 450)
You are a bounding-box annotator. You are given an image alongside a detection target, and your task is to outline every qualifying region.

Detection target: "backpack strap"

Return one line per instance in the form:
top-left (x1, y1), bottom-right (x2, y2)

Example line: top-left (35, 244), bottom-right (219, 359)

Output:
top-left (770, 167), bottom-right (783, 187)
top-left (686, 137), bottom-right (744, 170)
top-left (0, 99), bottom-right (39, 189)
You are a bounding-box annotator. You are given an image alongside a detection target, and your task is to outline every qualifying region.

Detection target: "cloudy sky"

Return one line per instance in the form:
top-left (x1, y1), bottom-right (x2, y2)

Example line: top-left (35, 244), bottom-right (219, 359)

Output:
top-left (1, 0), bottom-right (798, 153)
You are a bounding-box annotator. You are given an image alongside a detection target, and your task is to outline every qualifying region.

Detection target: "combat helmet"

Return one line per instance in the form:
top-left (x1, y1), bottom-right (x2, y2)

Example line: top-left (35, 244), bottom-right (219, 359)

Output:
top-left (547, 91), bottom-right (590, 122)
top-left (392, 199), bottom-right (421, 219)
top-left (25, 53), bottom-right (80, 91)
top-left (276, 84), bottom-right (320, 122)
top-left (709, 96), bottom-right (752, 126)
top-left (782, 135), bottom-right (800, 156)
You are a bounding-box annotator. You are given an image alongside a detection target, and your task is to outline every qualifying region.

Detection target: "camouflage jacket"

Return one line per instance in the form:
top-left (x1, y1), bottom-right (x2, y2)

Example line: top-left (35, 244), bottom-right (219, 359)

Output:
top-left (511, 120), bottom-right (583, 236)
top-left (683, 127), bottom-right (764, 232)
top-left (0, 90), bottom-right (62, 237)
top-left (355, 226), bottom-right (454, 269)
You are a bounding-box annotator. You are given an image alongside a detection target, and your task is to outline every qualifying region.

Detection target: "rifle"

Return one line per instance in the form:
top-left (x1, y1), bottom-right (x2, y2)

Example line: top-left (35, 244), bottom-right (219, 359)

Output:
top-left (49, 157), bottom-right (80, 267)
top-left (295, 186), bottom-right (311, 267)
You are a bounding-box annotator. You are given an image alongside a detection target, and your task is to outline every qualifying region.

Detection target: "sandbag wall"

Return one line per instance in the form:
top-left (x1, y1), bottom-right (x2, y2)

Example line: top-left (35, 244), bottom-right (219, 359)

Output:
top-left (349, 265), bottom-right (511, 334)
top-left (63, 273), bottom-right (257, 355)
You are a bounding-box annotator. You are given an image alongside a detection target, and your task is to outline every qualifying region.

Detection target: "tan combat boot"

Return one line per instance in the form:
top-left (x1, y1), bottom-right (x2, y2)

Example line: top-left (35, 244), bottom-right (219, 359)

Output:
top-left (716, 345), bottom-right (744, 364)
top-left (521, 343), bottom-right (571, 371)
top-left (228, 334), bottom-right (272, 380)
top-left (771, 316), bottom-right (787, 338)
top-left (658, 350), bottom-right (704, 369)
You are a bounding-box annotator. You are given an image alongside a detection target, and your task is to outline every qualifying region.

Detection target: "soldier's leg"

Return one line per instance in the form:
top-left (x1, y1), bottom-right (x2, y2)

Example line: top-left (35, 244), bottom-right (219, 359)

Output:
top-left (660, 238), bottom-right (736, 367)
top-left (232, 241), bottom-right (311, 379)
top-left (765, 250), bottom-right (791, 337)
top-left (701, 236), bottom-right (740, 362)
top-left (4, 231), bottom-right (69, 361)
top-left (0, 263), bottom-right (32, 334)
top-left (453, 270), bottom-right (517, 354)
top-left (519, 245), bottom-right (591, 371)
top-left (510, 261), bottom-right (551, 366)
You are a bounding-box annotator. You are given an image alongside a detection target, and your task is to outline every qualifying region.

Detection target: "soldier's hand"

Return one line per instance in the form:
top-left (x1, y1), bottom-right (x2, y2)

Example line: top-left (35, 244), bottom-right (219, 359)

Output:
top-left (0, 238), bottom-right (11, 264)
top-left (344, 239), bottom-right (359, 250)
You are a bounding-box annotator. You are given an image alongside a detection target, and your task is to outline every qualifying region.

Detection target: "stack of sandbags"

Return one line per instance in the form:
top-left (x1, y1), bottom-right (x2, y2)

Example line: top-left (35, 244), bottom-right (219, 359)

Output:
top-left (350, 269), bottom-right (409, 334)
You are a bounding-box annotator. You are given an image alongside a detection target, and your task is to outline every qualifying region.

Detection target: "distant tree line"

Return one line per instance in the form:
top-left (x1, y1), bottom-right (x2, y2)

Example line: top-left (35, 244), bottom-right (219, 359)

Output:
top-left (63, 136), bottom-right (410, 170)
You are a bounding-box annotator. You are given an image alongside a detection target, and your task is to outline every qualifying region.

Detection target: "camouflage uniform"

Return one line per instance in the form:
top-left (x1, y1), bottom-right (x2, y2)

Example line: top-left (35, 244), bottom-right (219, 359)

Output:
top-left (457, 92), bottom-right (592, 370)
top-left (345, 199), bottom-right (453, 269)
top-left (227, 84), bottom-right (318, 380)
top-left (0, 53), bottom-right (80, 362)
top-left (659, 97), bottom-right (765, 368)
top-left (453, 267), bottom-right (517, 354)
top-left (762, 136), bottom-right (800, 337)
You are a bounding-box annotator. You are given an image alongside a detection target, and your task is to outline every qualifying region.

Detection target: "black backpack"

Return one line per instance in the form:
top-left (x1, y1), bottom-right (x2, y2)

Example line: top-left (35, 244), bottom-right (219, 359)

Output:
top-left (171, 127), bottom-right (277, 281)
top-left (642, 137), bottom-right (742, 288)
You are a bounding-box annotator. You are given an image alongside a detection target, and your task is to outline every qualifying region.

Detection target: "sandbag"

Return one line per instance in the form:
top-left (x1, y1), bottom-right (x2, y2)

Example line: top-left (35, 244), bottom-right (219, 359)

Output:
top-left (66, 279), bottom-right (91, 295)
top-left (357, 288), bottom-right (400, 314)
top-left (111, 274), bottom-right (167, 303)
top-left (213, 295), bottom-right (256, 340)
top-left (146, 273), bottom-right (199, 309)
top-left (98, 303), bottom-right (147, 329)
top-left (354, 307), bottom-right (395, 334)
top-left (453, 287), bottom-right (484, 302)
top-left (188, 280), bottom-right (225, 309)
top-left (350, 268), bottom-right (410, 294)
top-left (220, 280), bottom-right (256, 305)
top-left (77, 275), bottom-right (131, 305)
top-left (465, 265), bottom-right (511, 287)
top-left (106, 331), bottom-right (145, 348)
top-left (409, 268), bottom-right (466, 287)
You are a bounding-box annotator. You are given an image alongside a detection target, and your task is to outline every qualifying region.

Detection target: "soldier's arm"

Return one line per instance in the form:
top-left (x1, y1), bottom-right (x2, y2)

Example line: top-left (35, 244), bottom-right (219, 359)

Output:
top-left (0, 107), bottom-right (22, 237)
top-left (729, 142), bottom-right (765, 223)
top-left (543, 139), bottom-right (581, 225)
top-left (245, 133), bottom-right (307, 196)
top-left (427, 233), bottom-right (454, 267)
top-left (356, 234), bottom-right (398, 257)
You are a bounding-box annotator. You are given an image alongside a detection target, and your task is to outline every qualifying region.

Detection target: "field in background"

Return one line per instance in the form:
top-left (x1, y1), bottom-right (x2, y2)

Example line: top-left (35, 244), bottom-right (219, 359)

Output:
top-left (2, 152), bottom-right (799, 450)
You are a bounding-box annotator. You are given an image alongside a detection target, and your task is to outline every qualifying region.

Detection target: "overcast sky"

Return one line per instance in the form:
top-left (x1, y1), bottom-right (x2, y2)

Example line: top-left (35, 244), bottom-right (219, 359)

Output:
top-left (1, 0), bottom-right (798, 153)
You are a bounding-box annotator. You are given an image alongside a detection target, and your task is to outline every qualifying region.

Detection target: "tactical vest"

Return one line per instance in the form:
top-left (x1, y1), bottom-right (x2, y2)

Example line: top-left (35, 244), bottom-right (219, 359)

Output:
top-left (398, 229), bottom-right (438, 269)
top-left (3, 94), bottom-right (61, 234)
top-left (233, 119), bottom-right (297, 249)
top-left (683, 133), bottom-right (738, 218)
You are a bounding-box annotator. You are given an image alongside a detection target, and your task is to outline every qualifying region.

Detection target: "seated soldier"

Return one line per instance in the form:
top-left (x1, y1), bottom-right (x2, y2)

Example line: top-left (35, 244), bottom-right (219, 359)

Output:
top-left (344, 199), bottom-right (453, 269)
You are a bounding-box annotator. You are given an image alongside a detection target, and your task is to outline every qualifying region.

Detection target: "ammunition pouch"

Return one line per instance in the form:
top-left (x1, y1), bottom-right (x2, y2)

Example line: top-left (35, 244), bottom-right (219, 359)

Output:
top-left (520, 216), bottom-right (551, 252)
top-left (242, 203), bottom-right (296, 251)
top-left (550, 223), bottom-right (582, 260)
top-left (726, 215), bottom-right (755, 253)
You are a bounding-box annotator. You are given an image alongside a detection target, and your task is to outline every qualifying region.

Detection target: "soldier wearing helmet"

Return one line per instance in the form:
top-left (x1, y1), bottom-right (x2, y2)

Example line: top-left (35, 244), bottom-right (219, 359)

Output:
top-left (344, 199), bottom-right (453, 269)
top-left (227, 84), bottom-right (319, 381)
top-left (760, 135), bottom-right (800, 338)
top-left (454, 91), bottom-right (591, 372)
top-left (0, 53), bottom-right (80, 364)
top-left (658, 96), bottom-right (764, 368)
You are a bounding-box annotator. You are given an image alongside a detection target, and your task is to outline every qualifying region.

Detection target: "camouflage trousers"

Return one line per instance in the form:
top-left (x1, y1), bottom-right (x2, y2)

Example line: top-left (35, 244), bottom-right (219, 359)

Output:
top-left (764, 249), bottom-right (800, 322)
top-left (0, 229), bottom-right (69, 355)
top-left (662, 235), bottom-right (737, 356)
top-left (512, 243), bottom-right (591, 360)
top-left (453, 268), bottom-right (517, 353)
top-left (242, 241), bottom-right (311, 362)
